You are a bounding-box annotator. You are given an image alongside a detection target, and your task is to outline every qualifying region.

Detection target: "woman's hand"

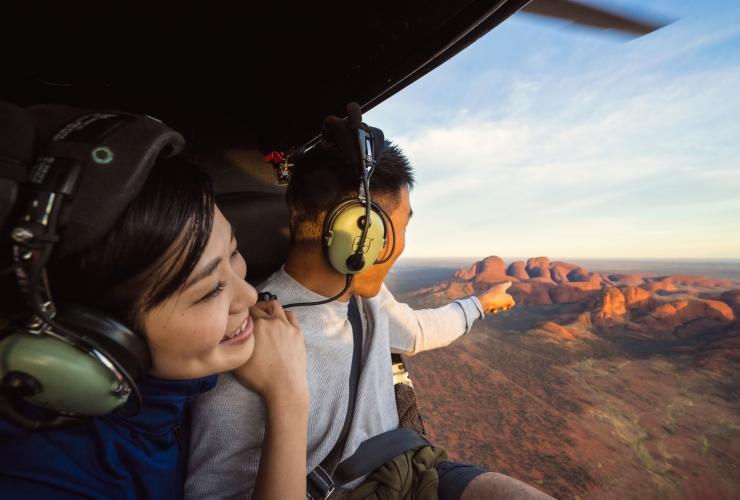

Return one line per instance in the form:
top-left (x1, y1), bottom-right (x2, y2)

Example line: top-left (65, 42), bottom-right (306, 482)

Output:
top-left (231, 299), bottom-right (308, 409)
top-left (232, 299), bottom-right (309, 500)
top-left (477, 281), bottom-right (516, 314)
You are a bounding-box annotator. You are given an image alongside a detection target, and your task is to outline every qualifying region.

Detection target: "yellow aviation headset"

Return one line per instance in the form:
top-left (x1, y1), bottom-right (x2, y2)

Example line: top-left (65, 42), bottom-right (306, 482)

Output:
top-left (282, 103), bottom-right (395, 308)
top-left (0, 103), bottom-right (184, 429)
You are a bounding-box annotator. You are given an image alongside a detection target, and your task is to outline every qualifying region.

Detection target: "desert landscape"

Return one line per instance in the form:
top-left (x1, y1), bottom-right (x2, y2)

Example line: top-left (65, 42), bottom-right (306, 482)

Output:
top-left (391, 256), bottom-right (740, 499)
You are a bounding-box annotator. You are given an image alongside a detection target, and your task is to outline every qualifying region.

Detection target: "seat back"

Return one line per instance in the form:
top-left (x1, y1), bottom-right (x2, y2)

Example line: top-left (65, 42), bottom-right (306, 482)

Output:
top-left (217, 192), bottom-right (290, 286)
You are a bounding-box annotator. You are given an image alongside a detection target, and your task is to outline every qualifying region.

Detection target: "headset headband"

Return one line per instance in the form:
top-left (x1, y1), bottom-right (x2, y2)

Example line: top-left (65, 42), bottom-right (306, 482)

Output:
top-left (0, 104), bottom-right (183, 427)
top-left (24, 105), bottom-right (185, 257)
top-left (320, 115), bottom-right (385, 178)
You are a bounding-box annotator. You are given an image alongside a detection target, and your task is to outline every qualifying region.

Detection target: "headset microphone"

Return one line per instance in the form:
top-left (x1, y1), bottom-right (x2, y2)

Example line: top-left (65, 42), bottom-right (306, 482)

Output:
top-left (344, 102), bottom-right (373, 272)
top-left (346, 102), bottom-right (372, 175)
top-left (283, 103), bottom-right (391, 309)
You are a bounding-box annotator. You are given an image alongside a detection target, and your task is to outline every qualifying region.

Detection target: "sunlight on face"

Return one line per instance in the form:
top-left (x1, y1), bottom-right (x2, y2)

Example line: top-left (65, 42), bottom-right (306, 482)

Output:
top-left (353, 186), bottom-right (412, 297)
top-left (142, 207), bottom-right (258, 379)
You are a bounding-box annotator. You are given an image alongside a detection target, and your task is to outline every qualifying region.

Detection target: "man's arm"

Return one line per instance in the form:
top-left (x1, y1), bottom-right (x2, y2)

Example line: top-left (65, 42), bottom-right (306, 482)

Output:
top-left (379, 284), bottom-right (484, 355)
top-left (381, 281), bottom-right (516, 355)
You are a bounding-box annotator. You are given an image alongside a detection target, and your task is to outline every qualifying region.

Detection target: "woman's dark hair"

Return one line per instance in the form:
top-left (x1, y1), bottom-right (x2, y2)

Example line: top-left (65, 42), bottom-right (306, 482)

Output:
top-left (50, 156), bottom-right (215, 331)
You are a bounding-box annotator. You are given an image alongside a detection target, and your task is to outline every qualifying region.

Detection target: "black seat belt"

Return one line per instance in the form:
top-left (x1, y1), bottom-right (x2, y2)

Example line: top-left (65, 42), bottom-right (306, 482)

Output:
top-left (307, 295), bottom-right (364, 500)
top-left (306, 298), bottom-right (433, 499)
top-left (333, 427), bottom-right (430, 485)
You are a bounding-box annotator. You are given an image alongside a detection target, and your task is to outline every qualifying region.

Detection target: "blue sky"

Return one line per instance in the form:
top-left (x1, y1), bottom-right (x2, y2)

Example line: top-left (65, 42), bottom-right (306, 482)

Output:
top-left (366, 0), bottom-right (740, 259)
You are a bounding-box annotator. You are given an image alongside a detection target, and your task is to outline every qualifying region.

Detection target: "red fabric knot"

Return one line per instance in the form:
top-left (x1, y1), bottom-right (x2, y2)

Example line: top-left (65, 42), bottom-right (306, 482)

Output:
top-left (264, 151), bottom-right (286, 163)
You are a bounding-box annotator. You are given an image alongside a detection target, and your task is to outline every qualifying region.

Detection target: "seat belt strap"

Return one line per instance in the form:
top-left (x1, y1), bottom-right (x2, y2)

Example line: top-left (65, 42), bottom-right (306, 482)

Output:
top-left (306, 295), bottom-right (363, 500)
top-left (307, 465), bottom-right (334, 500)
top-left (333, 427), bottom-right (430, 485)
top-left (308, 428), bottom-right (431, 499)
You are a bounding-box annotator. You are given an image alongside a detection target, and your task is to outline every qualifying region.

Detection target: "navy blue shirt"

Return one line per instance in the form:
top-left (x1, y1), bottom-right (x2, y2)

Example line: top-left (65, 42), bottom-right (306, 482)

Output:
top-left (0, 375), bottom-right (217, 499)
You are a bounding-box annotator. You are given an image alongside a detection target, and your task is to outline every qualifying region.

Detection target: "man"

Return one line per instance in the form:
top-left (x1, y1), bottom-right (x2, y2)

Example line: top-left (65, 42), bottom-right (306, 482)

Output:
top-left (186, 142), bottom-right (551, 499)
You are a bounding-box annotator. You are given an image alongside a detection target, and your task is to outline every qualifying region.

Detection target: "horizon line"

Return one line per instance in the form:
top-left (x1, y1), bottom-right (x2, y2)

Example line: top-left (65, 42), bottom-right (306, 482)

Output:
top-left (399, 255), bottom-right (740, 262)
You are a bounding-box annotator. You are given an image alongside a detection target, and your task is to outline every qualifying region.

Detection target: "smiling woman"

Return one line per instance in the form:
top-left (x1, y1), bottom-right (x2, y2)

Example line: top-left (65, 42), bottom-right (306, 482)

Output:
top-left (142, 208), bottom-right (258, 380)
top-left (0, 111), bottom-right (308, 500)
top-left (51, 160), bottom-right (261, 380)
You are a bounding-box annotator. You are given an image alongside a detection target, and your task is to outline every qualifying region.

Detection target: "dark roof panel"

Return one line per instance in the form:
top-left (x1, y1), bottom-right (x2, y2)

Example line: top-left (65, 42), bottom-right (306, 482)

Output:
top-left (1, 1), bottom-right (529, 150)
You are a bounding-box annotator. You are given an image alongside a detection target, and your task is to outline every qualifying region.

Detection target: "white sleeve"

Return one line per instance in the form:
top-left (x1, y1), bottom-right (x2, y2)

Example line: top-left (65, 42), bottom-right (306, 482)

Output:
top-left (379, 284), bottom-right (484, 356)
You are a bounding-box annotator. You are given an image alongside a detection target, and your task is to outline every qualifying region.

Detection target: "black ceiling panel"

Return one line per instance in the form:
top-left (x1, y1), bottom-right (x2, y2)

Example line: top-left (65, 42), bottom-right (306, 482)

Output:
top-left (1, 1), bottom-right (530, 151)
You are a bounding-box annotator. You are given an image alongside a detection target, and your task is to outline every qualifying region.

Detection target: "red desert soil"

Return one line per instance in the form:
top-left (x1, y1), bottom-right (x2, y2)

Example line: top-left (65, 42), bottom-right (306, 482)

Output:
top-left (402, 256), bottom-right (740, 499)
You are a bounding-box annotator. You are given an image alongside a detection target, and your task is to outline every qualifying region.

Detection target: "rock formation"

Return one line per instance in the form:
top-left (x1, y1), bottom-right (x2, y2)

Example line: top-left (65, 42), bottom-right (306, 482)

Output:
top-left (454, 255), bottom-right (509, 284)
top-left (506, 261), bottom-right (529, 280)
top-left (620, 286), bottom-right (655, 311)
top-left (644, 299), bottom-right (735, 332)
top-left (473, 256), bottom-right (508, 284)
top-left (549, 264), bottom-right (570, 283)
top-left (531, 321), bottom-right (577, 342)
top-left (526, 257), bottom-right (551, 280)
top-left (669, 275), bottom-right (735, 288)
top-left (608, 274), bottom-right (646, 287)
top-left (414, 255), bottom-right (738, 337)
top-left (402, 256), bottom-right (740, 499)
top-left (549, 282), bottom-right (600, 304)
top-left (510, 282), bottom-right (552, 305)
top-left (567, 267), bottom-right (593, 283)
top-left (592, 287), bottom-right (627, 327)
top-left (719, 289), bottom-right (740, 315)
top-left (641, 278), bottom-right (679, 293)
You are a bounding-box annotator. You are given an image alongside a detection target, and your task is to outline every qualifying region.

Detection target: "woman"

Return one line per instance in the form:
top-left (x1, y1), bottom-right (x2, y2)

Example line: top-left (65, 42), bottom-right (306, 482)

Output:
top-left (0, 149), bottom-right (308, 499)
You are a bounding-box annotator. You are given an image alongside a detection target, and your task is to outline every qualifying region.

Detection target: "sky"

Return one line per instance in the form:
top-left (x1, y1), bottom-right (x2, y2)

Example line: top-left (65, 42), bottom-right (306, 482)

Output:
top-left (366, 0), bottom-right (740, 260)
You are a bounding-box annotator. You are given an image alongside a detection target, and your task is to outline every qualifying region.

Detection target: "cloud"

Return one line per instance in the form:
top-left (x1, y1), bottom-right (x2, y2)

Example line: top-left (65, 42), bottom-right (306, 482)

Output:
top-left (366, 2), bottom-right (740, 258)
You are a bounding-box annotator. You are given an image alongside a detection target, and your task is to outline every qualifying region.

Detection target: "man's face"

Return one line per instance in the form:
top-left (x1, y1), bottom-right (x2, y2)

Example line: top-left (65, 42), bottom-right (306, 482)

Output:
top-left (353, 185), bottom-right (412, 298)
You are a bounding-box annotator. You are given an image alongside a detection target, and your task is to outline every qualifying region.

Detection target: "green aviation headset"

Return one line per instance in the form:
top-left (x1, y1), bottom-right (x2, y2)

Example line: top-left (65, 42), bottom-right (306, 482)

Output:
top-left (322, 103), bottom-right (390, 275)
top-left (282, 103), bottom-right (395, 309)
top-left (0, 103), bottom-right (184, 429)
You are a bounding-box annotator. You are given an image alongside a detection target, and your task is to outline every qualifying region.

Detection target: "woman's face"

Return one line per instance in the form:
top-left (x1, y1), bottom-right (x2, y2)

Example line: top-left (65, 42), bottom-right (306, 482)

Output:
top-left (142, 207), bottom-right (258, 379)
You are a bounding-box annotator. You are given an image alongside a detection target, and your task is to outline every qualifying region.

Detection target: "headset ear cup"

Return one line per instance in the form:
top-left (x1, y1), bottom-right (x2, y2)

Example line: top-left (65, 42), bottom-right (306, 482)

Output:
top-left (323, 200), bottom-right (386, 274)
top-left (0, 304), bottom-right (151, 416)
top-left (56, 304), bottom-right (151, 381)
top-left (0, 303), bottom-right (150, 416)
top-left (0, 331), bottom-right (128, 416)
top-left (0, 304), bottom-right (150, 416)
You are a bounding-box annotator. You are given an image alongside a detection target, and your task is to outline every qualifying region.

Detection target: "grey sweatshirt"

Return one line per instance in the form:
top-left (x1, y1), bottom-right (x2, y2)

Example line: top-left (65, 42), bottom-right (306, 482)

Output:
top-left (185, 268), bottom-right (483, 499)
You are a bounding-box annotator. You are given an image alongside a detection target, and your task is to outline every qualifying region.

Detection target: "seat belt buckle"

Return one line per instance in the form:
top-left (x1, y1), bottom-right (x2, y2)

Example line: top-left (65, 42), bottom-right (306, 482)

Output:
top-left (307, 465), bottom-right (335, 500)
